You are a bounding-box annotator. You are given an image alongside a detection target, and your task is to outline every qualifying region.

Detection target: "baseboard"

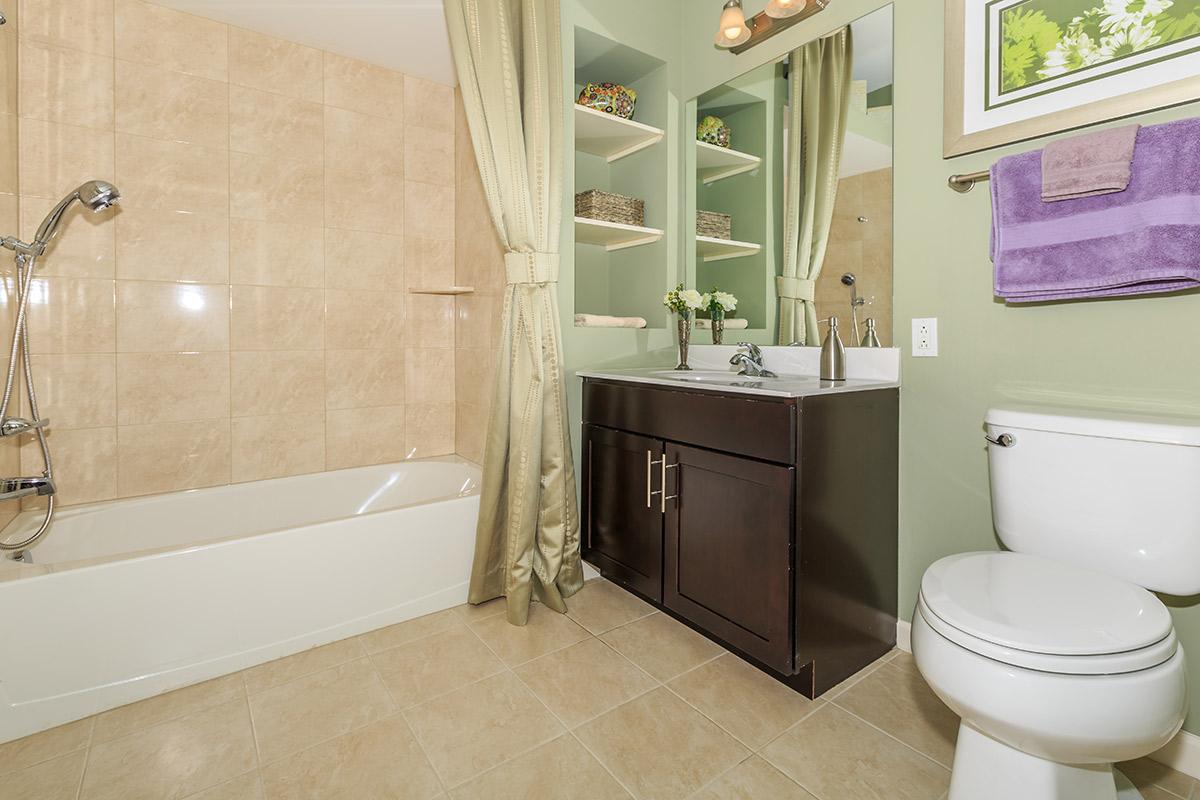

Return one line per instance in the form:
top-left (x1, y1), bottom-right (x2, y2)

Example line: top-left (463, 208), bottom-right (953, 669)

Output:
top-left (1152, 729), bottom-right (1200, 781)
top-left (895, 620), bottom-right (1200, 781)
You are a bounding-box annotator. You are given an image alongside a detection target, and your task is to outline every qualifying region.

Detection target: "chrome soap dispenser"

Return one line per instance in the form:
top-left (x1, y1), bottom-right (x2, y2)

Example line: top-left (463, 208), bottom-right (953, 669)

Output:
top-left (820, 317), bottom-right (846, 382)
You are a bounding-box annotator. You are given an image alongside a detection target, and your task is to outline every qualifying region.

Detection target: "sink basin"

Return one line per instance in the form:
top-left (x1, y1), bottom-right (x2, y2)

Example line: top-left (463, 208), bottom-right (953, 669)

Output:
top-left (649, 369), bottom-right (783, 388)
top-left (650, 369), bottom-right (742, 382)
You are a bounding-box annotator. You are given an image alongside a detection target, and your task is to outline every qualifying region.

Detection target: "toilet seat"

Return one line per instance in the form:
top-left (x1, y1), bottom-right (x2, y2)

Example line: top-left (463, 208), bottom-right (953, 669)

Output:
top-left (920, 552), bottom-right (1177, 675)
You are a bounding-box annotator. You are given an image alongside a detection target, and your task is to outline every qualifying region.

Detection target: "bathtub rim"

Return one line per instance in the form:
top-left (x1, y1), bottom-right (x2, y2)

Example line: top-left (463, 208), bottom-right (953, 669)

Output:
top-left (0, 455), bottom-right (482, 578)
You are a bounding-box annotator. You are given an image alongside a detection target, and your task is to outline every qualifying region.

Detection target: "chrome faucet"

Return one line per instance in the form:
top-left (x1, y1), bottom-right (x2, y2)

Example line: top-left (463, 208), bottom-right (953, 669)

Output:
top-left (729, 342), bottom-right (776, 378)
top-left (0, 476), bottom-right (56, 503)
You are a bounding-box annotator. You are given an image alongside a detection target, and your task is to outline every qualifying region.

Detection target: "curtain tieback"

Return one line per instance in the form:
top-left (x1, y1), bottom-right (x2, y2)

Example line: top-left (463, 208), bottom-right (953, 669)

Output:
top-left (776, 276), bottom-right (816, 302)
top-left (505, 251), bottom-right (560, 285)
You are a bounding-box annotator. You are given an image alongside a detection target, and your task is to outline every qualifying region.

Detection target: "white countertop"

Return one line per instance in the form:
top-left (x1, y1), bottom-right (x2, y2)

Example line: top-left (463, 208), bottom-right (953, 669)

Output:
top-left (576, 345), bottom-right (901, 399)
top-left (576, 366), bottom-right (899, 398)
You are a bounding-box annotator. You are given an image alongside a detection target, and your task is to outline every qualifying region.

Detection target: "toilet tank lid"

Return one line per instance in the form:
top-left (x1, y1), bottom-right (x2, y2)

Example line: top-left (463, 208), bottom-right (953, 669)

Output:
top-left (986, 406), bottom-right (1200, 447)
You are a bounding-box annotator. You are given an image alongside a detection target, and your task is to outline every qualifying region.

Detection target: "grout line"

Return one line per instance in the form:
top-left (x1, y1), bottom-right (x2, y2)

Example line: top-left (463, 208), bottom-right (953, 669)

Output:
top-left (828, 695), bottom-right (953, 772)
top-left (240, 683), bottom-right (264, 772)
top-left (70, 717), bottom-right (96, 800)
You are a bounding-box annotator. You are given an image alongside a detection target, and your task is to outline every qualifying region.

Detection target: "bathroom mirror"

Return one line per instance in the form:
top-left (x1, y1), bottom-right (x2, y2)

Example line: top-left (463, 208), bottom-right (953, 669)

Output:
top-left (685, 5), bottom-right (893, 346)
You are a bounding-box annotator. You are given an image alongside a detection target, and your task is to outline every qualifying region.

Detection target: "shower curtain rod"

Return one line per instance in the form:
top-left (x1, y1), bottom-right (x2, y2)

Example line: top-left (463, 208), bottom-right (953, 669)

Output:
top-left (948, 170), bottom-right (989, 193)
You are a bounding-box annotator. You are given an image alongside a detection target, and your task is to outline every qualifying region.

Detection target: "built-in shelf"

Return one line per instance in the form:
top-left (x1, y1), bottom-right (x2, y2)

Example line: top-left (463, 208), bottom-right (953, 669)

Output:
top-left (696, 141), bottom-right (762, 184)
top-left (576, 216), bottom-right (663, 251)
top-left (575, 104), bottom-right (664, 163)
top-left (409, 286), bottom-right (475, 295)
top-left (697, 236), bottom-right (762, 262)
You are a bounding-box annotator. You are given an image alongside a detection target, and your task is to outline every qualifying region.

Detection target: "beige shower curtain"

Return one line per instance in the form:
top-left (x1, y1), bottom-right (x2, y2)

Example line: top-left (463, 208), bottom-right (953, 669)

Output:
top-left (445, 0), bottom-right (582, 625)
top-left (777, 27), bottom-right (853, 346)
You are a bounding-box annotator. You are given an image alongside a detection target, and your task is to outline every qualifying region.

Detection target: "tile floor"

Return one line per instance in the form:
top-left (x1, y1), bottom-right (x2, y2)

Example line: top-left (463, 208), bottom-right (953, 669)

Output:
top-left (3, 578), bottom-right (1196, 800)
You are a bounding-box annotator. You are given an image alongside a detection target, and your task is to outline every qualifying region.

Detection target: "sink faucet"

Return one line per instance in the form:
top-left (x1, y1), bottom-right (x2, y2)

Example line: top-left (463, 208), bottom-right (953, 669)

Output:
top-left (729, 343), bottom-right (776, 378)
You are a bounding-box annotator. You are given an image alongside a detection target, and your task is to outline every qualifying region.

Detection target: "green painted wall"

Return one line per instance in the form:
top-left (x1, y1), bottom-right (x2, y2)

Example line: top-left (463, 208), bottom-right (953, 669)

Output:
top-left (559, 0), bottom-right (688, 498)
top-left (680, 0), bottom-right (1200, 733)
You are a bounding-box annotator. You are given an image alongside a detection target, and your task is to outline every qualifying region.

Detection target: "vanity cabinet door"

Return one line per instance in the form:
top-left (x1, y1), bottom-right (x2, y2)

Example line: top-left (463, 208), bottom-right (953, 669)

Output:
top-left (664, 443), bottom-right (794, 673)
top-left (582, 424), bottom-right (665, 602)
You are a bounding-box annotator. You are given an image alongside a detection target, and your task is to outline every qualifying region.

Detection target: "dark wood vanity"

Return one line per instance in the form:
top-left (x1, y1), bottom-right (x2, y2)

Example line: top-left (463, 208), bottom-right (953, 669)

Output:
top-left (581, 377), bottom-right (899, 697)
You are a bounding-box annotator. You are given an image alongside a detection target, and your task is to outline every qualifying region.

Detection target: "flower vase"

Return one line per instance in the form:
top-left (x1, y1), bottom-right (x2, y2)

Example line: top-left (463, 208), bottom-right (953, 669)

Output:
top-left (675, 316), bottom-right (693, 371)
top-left (711, 315), bottom-right (725, 345)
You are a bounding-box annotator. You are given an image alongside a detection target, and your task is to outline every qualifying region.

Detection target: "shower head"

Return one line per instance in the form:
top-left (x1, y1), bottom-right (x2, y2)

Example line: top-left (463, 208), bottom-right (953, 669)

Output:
top-left (840, 273), bottom-right (856, 287)
top-left (31, 180), bottom-right (121, 255)
top-left (78, 180), bottom-right (120, 213)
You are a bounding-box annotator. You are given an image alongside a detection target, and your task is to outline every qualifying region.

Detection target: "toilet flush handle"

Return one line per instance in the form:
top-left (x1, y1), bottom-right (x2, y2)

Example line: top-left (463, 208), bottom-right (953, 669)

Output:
top-left (985, 432), bottom-right (1016, 448)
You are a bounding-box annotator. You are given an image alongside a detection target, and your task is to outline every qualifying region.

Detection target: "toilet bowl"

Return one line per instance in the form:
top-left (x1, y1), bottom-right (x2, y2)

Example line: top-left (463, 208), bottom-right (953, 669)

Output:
top-left (913, 552), bottom-right (1186, 800)
top-left (914, 408), bottom-right (1200, 800)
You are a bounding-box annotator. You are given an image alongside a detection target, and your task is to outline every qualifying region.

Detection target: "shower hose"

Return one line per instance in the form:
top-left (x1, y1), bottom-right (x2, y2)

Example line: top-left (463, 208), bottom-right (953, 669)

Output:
top-left (0, 252), bottom-right (55, 552)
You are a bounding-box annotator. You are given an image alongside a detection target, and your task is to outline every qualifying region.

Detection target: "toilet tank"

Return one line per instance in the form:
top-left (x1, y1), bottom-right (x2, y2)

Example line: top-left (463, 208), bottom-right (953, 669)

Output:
top-left (986, 406), bottom-right (1200, 596)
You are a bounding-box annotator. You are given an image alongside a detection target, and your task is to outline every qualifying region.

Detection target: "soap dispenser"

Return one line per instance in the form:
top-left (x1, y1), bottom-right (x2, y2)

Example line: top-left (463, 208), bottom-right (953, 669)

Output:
top-left (861, 318), bottom-right (882, 348)
top-left (820, 317), bottom-right (846, 381)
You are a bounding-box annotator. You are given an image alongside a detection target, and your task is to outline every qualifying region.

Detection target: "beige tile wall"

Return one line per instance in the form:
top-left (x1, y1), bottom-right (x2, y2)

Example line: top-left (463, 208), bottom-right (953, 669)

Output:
top-left (0, 6), bottom-right (19, 529)
top-left (6, 0), bottom-right (463, 508)
top-left (816, 167), bottom-right (893, 347)
top-left (453, 94), bottom-right (505, 464)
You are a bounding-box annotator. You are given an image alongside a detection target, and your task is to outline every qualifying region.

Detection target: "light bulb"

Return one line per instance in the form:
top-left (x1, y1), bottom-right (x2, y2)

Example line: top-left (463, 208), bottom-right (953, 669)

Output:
top-left (765, 0), bottom-right (806, 18)
top-left (714, 0), bottom-right (751, 48)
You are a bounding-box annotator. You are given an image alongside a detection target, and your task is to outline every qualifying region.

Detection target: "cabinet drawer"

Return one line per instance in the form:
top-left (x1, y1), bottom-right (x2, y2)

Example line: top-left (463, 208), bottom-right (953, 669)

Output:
top-left (583, 380), bottom-right (795, 464)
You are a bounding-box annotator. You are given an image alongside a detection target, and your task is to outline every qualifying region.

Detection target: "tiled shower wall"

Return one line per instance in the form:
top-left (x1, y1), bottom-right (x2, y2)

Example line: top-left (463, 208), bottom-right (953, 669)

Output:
top-left (7, 0), bottom-right (466, 508)
top-left (453, 97), bottom-right (505, 464)
top-left (816, 167), bottom-right (893, 347)
top-left (0, 9), bottom-right (18, 528)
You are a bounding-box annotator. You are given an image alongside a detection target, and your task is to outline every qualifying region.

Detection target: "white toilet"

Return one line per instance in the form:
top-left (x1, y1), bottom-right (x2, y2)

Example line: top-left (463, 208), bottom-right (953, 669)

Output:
top-left (913, 406), bottom-right (1200, 800)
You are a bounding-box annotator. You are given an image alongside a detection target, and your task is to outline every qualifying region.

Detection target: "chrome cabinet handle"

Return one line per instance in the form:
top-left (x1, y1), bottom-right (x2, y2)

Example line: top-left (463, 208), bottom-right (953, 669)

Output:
top-left (645, 450), bottom-right (653, 508)
top-left (660, 458), bottom-right (678, 513)
top-left (647, 451), bottom-right (665, 508)
top-left (985, 432), bottom-right (1016, 448)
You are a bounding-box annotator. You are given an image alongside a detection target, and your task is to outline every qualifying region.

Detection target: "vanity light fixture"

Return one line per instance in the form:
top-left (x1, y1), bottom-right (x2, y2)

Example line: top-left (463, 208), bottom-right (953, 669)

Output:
top-left (765, 0), bottom-right (806, 17)
top-left (714, 1), bottom-right (752, 48)
top-left (715, 0), bottom-right (829, 54)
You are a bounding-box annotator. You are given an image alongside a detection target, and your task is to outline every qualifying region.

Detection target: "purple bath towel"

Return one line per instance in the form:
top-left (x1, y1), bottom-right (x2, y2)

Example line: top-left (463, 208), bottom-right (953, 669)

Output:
top-left (991, 117), bottom-right (1200, 303)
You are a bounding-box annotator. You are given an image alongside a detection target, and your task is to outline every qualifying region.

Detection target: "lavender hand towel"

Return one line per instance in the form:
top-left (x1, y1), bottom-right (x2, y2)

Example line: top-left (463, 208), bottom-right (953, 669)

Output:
top-left (991, 116), bottom-right (1200, 303)
top-left (1042, 124), bottom-right (1140, 202)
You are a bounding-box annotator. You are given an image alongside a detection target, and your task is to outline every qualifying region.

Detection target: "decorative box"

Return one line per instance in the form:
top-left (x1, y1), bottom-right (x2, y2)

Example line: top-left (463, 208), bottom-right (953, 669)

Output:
top-left (576, 189), bottom-right (645, 228)
top-left (697, 115), bottom-right (732, 148)
top-left (576, 83), bottom-right (638, 120)
top-left (697, 210), bottom-right (732, 240)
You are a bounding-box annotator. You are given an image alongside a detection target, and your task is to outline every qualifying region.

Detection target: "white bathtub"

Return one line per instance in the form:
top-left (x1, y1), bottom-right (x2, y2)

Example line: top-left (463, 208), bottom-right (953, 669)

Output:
top-left (0, 456), bottom-right (481, 744)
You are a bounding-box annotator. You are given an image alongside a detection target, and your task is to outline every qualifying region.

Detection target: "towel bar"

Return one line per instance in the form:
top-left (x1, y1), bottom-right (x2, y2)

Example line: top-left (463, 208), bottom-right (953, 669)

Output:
top-left (948, 170), bottom-right (990, 193)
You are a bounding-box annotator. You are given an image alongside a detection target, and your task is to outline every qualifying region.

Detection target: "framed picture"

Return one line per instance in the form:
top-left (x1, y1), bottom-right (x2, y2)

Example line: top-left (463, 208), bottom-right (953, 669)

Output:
top-left (944, 0), bottom-right (1200, 157)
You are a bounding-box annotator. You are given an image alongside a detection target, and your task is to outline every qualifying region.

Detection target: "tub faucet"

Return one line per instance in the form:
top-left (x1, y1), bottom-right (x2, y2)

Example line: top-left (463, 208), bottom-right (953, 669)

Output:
top-left (0, 475), bottom-right (56, 503)
top-left (729, 343), bottom-right (776, 378)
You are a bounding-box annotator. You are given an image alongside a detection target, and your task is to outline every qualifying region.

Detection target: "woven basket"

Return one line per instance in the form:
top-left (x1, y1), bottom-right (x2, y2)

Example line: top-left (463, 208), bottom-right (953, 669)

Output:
top-left (576, 189), bottom-right (645, 228)
top-left (697, 210), bottom-right (732, 240)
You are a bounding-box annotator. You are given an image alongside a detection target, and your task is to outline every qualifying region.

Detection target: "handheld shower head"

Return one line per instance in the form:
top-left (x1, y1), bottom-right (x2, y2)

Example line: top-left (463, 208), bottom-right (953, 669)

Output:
top-left (31, 180), bottom-right (121, 254)
top-left (78, 180), bottom-right (120, 213)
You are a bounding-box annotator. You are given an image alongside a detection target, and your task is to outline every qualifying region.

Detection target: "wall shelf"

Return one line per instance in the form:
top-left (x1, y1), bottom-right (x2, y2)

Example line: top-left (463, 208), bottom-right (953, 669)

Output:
top-left (576, 216), bottom-right (663, 252)
top-left (409, 286), bottom-right (475, 295)
top-left (575, 104), bottom-right (664, 163)
top-left (696, 141), bottom-right (761, 184)
top-left (697, 236), bottom-right (762, 262)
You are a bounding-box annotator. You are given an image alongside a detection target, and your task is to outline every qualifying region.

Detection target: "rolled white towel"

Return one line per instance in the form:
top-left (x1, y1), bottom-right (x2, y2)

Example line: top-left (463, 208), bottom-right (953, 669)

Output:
top-left (575, 313), bottom-right (648, 329)
top-left (694, 318), bottom-right (749, 330)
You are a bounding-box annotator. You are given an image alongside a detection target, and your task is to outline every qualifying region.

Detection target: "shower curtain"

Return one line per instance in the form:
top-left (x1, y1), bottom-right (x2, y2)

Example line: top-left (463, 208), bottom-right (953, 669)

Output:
top-left (777, 27), bottom-right (854, 346)
top-left (445, 0), bottom-right (582, 625)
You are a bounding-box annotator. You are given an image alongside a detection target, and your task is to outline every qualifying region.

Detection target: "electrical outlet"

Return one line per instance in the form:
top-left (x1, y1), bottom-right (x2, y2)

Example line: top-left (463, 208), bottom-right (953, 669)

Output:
top-left (912, 318), bottom-right (938, 357)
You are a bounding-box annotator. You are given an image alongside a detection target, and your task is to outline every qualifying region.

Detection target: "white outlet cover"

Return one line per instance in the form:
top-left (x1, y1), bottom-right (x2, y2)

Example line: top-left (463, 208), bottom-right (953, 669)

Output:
top-left (912, 317), bottom-right (938, 357)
